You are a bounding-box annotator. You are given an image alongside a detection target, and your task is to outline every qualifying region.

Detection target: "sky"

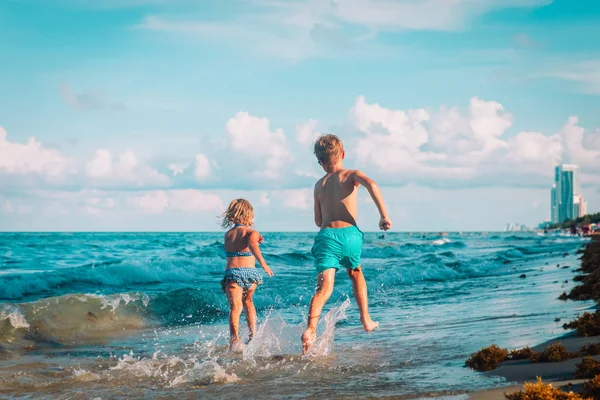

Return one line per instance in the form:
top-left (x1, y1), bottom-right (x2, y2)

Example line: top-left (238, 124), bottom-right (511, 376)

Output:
top-left (1, 0), bottom-right (600, 232)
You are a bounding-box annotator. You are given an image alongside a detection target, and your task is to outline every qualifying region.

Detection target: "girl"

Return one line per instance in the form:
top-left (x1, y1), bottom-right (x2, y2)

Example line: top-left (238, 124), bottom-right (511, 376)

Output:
top-left (221, 199), bottom-right (274, 352)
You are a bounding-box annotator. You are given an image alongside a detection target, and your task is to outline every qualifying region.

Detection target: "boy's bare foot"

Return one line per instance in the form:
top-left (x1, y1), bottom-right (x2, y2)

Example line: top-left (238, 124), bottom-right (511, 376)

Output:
top-left (301, 328), bottom-right (316, 355)
top-left (230, 338), bottom-right (244, 353)
top-left (361, 318), bottom-right (379, 332)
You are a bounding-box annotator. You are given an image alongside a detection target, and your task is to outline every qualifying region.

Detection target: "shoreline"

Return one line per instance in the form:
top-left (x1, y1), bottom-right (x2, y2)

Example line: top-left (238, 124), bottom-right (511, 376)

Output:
top-left (468, 236), bottom-right (600, 399)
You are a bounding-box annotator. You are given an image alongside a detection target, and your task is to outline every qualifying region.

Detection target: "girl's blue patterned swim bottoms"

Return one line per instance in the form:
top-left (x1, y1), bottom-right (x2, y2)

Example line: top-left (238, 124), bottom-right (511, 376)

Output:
top-left (221, 268), bottom-right (263, 291)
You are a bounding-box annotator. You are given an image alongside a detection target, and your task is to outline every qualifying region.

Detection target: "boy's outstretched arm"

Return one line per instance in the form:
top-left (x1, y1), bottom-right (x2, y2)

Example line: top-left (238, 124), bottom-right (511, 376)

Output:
top-left (351, 170), bottom-right (392, 231)
top-left (313, 184), bottom-right (323, 228)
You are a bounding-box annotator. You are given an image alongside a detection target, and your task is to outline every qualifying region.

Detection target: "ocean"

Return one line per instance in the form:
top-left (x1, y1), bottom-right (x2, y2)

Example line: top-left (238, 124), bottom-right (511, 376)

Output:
top-left (0, 232), bottom-right (594, 399)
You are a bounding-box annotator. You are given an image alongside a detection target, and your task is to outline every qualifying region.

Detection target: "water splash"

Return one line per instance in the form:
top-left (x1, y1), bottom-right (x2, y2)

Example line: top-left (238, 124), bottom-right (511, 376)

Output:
top-left (305, 298), bottom-right (350, 358)
top-left (243, 311), bottom-right (284, 360)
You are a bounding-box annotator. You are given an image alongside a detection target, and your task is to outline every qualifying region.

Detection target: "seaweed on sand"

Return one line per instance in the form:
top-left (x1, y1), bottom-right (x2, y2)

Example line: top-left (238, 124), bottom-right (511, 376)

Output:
top-left (575, 357), bottom-right (600, 379)
top-left (563, 311), bottom-right (600, 337)
top-left (504, 377), bottom-right (588, 400)
top-left (465, 345), bottom-right (509, 371)
top-left (561, 239), bottom-right (600, 302)
top-left (529, 343), bottom-right (577, 363)
top-left (580, 343), bottom-right (600, 356)
top-left (582, 375), bottom-right (600, 399)
top-left (509, 347), bottom-right (535, 360)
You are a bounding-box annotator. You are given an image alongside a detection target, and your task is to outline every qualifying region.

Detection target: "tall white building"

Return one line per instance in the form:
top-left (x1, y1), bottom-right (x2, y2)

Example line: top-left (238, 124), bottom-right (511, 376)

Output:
top-left (551, 164), bottom-right (587, 223)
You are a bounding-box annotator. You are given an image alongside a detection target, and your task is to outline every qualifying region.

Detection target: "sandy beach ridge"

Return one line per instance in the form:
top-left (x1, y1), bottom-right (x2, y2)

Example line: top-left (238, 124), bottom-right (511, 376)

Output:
top-left (468, 236), bottom-right (600, 399)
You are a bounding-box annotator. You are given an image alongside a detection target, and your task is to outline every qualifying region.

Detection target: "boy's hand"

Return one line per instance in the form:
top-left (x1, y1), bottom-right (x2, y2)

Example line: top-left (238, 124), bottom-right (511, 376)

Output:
top-left (379, 217), bottom-right (392, 231)
top-left (262, 264), bottom-right (274, 277)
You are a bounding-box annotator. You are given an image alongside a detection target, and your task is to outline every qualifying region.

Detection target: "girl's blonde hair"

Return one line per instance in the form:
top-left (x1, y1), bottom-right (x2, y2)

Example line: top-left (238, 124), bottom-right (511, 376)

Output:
top-left (221, 199), bottom-right (254, 229)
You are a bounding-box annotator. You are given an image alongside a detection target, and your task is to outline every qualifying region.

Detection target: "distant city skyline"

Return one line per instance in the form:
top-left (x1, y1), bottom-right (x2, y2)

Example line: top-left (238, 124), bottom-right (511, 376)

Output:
top-left (551, 164), bottom-right (588, 224)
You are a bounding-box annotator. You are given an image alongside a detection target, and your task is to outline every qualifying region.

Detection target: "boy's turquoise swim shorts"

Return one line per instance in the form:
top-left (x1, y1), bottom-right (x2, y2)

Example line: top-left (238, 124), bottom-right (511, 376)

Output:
top-left (311, 225), bottom-right (364, 273)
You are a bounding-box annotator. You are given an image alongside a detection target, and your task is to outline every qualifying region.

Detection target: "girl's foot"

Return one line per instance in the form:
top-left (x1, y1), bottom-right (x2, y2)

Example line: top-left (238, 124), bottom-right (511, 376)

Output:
top-left (230, 338), bottom-right (244, 353)
top-left (361, 318), bottom-right (379, 332)
top-left (301, 328), bottom-right (316, 355)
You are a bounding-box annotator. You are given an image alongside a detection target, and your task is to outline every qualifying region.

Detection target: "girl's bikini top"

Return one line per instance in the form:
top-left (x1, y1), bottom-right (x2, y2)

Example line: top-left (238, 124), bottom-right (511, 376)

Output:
top-left (225, 224), bottom-right (253, 257)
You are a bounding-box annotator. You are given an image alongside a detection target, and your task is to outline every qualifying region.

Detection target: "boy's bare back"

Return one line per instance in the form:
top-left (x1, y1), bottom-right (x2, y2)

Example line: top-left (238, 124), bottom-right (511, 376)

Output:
top-left (314, 170), bottom-right (359, 229)
top-left (314, 168), bottom-right (391, 231)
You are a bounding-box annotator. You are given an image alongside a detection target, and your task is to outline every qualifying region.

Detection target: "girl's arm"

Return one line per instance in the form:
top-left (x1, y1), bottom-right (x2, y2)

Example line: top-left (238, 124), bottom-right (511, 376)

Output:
top-left (248, 231), bottom-right (274, 277)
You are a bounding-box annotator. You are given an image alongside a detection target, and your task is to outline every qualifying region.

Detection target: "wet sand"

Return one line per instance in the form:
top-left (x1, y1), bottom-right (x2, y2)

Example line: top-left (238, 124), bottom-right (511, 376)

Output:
top-left (468, 236), bottom-right (600, 399)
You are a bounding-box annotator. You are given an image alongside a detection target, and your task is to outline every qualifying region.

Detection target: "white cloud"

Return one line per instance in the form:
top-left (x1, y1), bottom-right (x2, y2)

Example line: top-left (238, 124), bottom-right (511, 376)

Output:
top-left (551, 61), bottom-right (600, 95)
top-left (350, 95), bottom-right (450, 174)
top-left (561, 116), bottom-right (600, 167)
top-left (507, 131), bottom-right (562, 165)
top-left (84, 197), bottom-right (117, 215)
top-left (137, 0), bottom-right (550, 59)
top-left (86, 149), bottom-right (171, 187)
top-left (194, 153), bottom-right (211, 180)
top-left (350, 95), bottom-right (600, 185)
top-left (0, 126), bottom-right (76, 180)
top-left (129, 191), bottom-right (170, 214)
top-left (60, 84), bottom-right (127, 111)
top-left (60, 85), bottom-right (103, 110)
top-left (1, 200), bottom-right (13, 214)
top-left (168, 190), bottom-right (223, 213)
top-left (326, 0), bottom-right (550, 31)
top-left (129, 190), bottom-right (223, 214)
top-left (259, 192), bottom-right (271, 206)
top-left (86, 149), bottom-right (113, 178)
top-left (296, 119), bottom-right (320, 147)
top-left (281, 189), bottom-right (312, 209)
top-left (225, 111), bottom-right (292, 179)
top-left (169, 162), bottom-right (189, 176)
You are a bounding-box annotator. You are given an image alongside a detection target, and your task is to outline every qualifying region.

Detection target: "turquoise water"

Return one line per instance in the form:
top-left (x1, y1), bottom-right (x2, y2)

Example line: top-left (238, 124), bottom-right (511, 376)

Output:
top-left (0, 232), bottom-right (593, 398)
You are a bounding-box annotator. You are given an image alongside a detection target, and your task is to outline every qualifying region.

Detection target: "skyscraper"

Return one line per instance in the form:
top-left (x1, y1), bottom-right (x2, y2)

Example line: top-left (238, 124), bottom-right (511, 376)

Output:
top-left (551, 164), bottom-right (586, 223)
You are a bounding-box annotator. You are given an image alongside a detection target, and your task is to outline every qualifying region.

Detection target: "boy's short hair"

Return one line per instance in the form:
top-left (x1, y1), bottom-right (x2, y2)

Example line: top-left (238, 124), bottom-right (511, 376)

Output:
top-left (314, 134), bottom-right (344, 168)
top-left (221, 198), bottom-right (254, 229)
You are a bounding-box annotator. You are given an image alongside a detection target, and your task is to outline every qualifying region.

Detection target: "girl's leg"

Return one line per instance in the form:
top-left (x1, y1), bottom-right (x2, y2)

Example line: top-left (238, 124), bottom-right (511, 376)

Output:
top-left (225, 282), bottom-right (244, 351)
top-left (242, 283), bottom-right (258, 341)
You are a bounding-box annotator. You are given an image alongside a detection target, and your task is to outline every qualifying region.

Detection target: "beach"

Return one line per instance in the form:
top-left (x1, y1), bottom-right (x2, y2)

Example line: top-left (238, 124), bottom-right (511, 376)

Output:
top-left (469, 236), bottom-right (600, 399)
top-left (0, 232), bottom-right (595, 399)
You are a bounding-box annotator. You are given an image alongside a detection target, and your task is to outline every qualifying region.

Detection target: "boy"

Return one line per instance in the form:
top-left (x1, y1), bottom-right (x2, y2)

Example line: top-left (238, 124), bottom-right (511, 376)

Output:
top-left (302, 134), bottom-right (392, 354)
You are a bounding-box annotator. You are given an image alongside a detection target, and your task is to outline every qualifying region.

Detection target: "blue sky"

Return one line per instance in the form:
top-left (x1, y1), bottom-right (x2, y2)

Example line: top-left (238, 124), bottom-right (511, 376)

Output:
top-left (1, 0), bottom-right (600, 231)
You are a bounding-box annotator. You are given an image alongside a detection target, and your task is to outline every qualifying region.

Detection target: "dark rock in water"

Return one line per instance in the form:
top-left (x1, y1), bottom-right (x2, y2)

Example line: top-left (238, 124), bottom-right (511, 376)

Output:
top-left (553, 280), bottom-right (558, 283)
top-left (564, 280), bottom-right (569, 283)
top-left (558, 292), bottom-right (568, 300)
top-left (545, 262), bottom-right (549, 265)
top-left (557, 264), bottom-right (561, 267)
top-left (561, 266), bottom-right (570, 269)
top-left (503, 260), bottom-right (511, 264)
top-left (519, 274), bottom-right (527, 279)
top-left (554, 318), bottom-right (561, 322)
top-left (563, 253), bottom-right (569, 257)
top-left (378, 234), bottom-right (385, 239)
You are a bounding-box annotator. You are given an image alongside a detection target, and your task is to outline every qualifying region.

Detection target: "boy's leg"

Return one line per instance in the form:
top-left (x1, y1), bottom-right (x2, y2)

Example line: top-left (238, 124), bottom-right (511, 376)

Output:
top-left (242, 283), bottom-right (258, 341)
top-left (225, 283), bottom-right (244, 351)
top-left (346, 266), bottom-right (379, 332)
top-left (301, 269), bottom-right (336, 354)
